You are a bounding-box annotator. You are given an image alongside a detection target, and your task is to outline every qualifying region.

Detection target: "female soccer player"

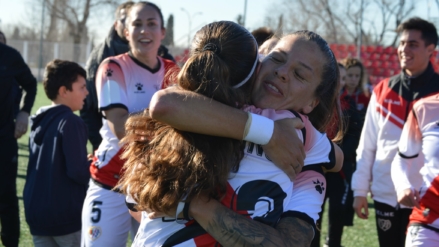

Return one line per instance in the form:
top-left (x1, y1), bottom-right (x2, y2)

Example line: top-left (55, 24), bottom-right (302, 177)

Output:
top-left (80, 2), bottom-right (178, 246)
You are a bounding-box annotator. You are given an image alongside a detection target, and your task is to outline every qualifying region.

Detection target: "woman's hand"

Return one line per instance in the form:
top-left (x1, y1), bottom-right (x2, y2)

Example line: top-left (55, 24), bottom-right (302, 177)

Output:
top-left (397, 188), bottom-right (420, 209)
top-left (14, 111), bottom-right (29, 139)
top-left (353, 196), bottom-right (369, 219)
top-left (263, 118), bottom-right (305, 181)
top-left (87, 154), bottom-right (94, 161)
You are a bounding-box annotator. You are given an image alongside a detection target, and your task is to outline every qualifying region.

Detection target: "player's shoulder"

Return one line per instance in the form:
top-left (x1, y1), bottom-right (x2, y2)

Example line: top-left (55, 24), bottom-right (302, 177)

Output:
top-left (0, 43), bottom-right (24, 63)
top-left (101, 53), bottom-right (126, 67)
top-left (0, 43), bottom-right (19, 54)
top-left (98, 56), bottom-right (125, 78)
top-left (413, 93), bottom-right (439, 118)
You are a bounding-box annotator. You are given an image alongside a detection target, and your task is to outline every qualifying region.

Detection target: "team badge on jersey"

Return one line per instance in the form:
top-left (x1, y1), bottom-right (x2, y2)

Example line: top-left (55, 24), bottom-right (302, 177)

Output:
top-left (134, 83), bottom-right (145, 93)
top-left (88, 226), bottom-right (102, 241)
top-left (313, 179), bottom-right (325, 194)
top-left (105, 68), bottom-right (113, 77)
top-left (378, 218), bottom-right (391, 231)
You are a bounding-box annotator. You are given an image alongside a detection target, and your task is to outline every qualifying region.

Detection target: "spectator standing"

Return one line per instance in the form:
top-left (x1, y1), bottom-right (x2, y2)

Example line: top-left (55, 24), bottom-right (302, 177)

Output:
top-left (80, 2), bottom-right (179, 246)
top-left (23, 60), bottom-right (90, 247)
top-left (340, 57), bottom-right (370, 116)
top-left (312, 61), bottom-right (365, 247)
top-left (80, 1), bottom-right (134, 151)
top-left (352, 17), bottom-right (439, 247)
top-left (327, 59), bottom-right (369, 247)
top-left (0, 41), bottom-right (37, 247)
top-left (80, 1), bottom-right (174, 151)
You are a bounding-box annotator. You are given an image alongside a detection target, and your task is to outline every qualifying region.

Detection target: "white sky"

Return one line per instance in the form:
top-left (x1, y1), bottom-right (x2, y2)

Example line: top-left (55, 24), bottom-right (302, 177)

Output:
top-left (0, 0), bottom-right (269, 46)
top-left (0, 0), bottom-right (437, 46)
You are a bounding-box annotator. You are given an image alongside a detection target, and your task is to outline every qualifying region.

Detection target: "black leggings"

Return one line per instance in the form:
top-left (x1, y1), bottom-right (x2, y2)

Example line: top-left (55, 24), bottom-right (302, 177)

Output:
top-left (373, 200), bottom-right (412, 247)
top-left (0, 137), bottom-right (19, 247)
top-left (311, 171), bottom-right (354, 247)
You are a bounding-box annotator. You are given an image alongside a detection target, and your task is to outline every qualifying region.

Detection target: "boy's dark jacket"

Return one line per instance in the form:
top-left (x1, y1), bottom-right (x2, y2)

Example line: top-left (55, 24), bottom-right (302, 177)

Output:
top-left (23, 104), bottom-right (90, 236)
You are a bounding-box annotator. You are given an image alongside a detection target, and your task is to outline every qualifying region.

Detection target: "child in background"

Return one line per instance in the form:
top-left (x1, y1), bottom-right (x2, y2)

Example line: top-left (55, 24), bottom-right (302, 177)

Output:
top-left (23, 59), bottom-right (90, 247)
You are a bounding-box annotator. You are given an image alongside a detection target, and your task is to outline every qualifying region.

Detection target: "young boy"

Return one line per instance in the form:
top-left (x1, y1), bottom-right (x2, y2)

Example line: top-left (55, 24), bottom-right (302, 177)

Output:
top-left (23, 59), bottom-right (90, 247)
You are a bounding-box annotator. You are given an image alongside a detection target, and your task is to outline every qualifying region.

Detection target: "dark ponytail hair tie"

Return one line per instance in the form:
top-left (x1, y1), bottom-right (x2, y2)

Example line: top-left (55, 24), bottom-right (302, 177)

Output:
top-left (202, 43), bottom-right (220, 54)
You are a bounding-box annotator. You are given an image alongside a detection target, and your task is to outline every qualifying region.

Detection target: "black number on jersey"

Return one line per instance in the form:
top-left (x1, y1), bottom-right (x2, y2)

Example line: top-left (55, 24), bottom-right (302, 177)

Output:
top-left (91, 200), bottom-right (103, 223)
top-left (245, 142), bottom-right (272, 161)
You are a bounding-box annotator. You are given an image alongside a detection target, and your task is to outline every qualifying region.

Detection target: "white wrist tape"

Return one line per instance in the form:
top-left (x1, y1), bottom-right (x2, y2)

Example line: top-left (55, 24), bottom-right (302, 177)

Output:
top-left (243, 113), bottom-right (274, 145)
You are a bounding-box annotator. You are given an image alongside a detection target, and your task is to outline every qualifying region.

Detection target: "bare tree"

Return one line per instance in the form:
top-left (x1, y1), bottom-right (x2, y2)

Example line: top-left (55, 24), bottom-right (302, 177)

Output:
top-left (43, 0), bottom-right (121, 61)
top-left (389, 0), bottom-right (415, 46)
top-left (296, 0), bottom-right (342, 43)
top-left (46, 0), bottom-right (60, 42)
top-left (265, 0), bottom-right (415, 46)
top-left (5, 25), bottom-right (39, 41)
top-left (163, 14), bottom-right (174, 47)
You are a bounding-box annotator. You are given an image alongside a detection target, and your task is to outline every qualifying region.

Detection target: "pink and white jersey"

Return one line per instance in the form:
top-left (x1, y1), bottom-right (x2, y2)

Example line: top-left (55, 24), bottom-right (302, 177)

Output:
top-left (391, 93), bottom-right (439, 229)
top-left (91, 53), bottom-right (178, 187)
top-left (131, 107), bottom-right (334, 247)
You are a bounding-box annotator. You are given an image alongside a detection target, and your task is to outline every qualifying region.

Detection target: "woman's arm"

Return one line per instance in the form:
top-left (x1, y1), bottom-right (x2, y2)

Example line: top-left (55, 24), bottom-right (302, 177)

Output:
top-left (391, 109), bottom-right (422, 208)
top-left (187, 170), bottom-right (323, 247)
top-left (150, 86), bottom-right (247, 139)
top-left (325, 143), bottom-right (343, 172)
top-left (189, 195), bottom-right (313, 247)
top-left (104, 108), bottom-right (129, 140)
top-left (150, 87), bottom-right (306, 180)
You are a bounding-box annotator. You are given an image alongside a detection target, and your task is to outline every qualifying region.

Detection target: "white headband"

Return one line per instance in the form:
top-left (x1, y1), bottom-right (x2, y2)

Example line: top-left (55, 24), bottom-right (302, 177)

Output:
top-left (233, 43), bottom-right (259, 89)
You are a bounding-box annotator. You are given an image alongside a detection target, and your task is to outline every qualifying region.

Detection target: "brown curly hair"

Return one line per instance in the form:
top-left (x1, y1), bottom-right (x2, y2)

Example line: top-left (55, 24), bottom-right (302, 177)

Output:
top-left (117, 21), bottom-right (259, 213)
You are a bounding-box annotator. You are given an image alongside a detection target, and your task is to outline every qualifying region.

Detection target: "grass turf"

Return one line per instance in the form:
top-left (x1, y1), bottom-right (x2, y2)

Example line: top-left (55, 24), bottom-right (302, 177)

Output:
top-left (3, 83), bottom-right (378, 247)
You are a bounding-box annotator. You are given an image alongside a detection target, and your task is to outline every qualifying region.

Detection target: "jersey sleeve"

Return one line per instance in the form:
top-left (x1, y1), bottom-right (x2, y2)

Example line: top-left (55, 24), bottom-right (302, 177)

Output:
top-left (303, 119), bottom-right (335, 169)
top-left (95, 60), bottom-right (129, 113)
top-left (391, 108), bottom-right (422, 192)
top-left (280, 169), bottom-right (326, 237)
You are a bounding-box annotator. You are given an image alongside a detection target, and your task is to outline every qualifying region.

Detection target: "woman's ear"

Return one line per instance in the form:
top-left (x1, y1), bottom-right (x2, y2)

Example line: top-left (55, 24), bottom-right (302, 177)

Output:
top-left (302, 98), bottom-right (319, 114)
